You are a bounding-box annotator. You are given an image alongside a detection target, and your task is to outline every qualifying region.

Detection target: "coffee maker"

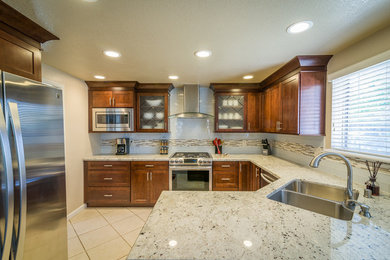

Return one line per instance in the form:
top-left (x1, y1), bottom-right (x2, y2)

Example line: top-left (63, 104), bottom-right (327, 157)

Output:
top-left (116, 138), bottom-right (129, 155)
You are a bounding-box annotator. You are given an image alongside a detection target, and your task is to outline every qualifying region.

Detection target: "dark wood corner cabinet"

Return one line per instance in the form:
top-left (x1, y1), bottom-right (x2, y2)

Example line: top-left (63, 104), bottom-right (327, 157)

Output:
top-left (0, 2), bottom-right (59, 81)
top-left (135, 84), bottom-right (173, 132)
top-left (210, 83), bottom-right (262, 132)
top-left (260, 55), bottom-right (332, 136)
top-left (213, 161), bottom-right (279, 191)
top-left (84, 160), bottom-right (169, 207)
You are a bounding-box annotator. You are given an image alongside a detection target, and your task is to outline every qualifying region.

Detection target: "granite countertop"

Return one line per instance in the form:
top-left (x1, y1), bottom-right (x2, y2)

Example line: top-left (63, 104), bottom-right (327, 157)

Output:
top-left (125, 154), bottom-right (390, 260)
top-left (83, 154), bottom-right (171, 161)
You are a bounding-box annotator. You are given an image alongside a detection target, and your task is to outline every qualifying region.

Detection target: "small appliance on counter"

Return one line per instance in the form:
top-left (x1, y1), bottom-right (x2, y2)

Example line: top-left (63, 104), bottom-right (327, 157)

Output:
top-left (116, 138), bottom-right (129, 155)
top-left (160, 139), bottom-right (169, 155)
top-left (261, 139), bottom-right (271, 155)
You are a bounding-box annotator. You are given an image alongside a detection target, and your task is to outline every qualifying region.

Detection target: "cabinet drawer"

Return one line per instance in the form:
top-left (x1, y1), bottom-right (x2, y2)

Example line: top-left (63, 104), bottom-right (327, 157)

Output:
top-left (131, 161), bottom-right (168, 170)
top-left (87, 187), bottom-right (130, 206)
top-left (87, 161), bottom-right (130, 171)
top-left (213, 161), bottom-right (237, 172)
top-left (213, 172), bottom-right (238, 189)
top-left (88, 172), bottom-right (130, 187)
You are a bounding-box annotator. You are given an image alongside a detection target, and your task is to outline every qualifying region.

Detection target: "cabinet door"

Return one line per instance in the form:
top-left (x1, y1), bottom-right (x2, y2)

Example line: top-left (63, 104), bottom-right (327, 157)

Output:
top-left (239, 162), bottom-right (251, 191)
top-left (263, 84), bottom-right (281, 132)
top-left (137, 93), bottom-right (168, 132)
top-left (92, 91), bottom-right (112, 107)
top-left (130, 169), bottom-right (149, 204)
top-left (281, 75), bottom-right (299, 134)
top-left (252, 166), bottom-right (260, 191)
top-left (247, 93), bottom-right (261, 132)
top-left (149, 170), bottom-right (169, 204)
top-left (112, 91), bottom-right (134, 107)
top-left (216, 94), bottom-right (246, 132)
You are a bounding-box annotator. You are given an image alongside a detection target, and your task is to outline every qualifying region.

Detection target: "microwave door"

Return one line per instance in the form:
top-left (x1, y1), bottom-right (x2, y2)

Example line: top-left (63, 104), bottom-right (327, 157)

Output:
top-left (93, 108), bottom-right (133, 131)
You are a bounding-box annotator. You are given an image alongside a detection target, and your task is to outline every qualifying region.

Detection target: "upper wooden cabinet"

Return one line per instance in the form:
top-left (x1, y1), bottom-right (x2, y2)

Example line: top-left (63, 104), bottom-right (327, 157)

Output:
top-left (260, 55), bottom-right (332, 136)
top-left (86, 81), bottom-right (137, 108)
top-left (0, 2), bottom-right (59, 81)
top-left (135, 84), bottom-right (173, 133)
top-left (210, 83), bottom-right (261, 133)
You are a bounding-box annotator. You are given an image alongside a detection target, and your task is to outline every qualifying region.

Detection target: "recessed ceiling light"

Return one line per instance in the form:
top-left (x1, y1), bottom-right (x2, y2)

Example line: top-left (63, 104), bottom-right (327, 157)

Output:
top-left (168, 75), bottom-right (179, 80)
top-left (104, 50), bottom-right (121, 58)
top-left (94, 75), bottom-right (105, 79)
top-left (287, 21), bottom-right (313, 34)
top-left (243, 75), bottom-right (254, 80)
top-left (194, 50), bottom-right (212, 58)
top-left (83, 0), bottom-right (98, 2)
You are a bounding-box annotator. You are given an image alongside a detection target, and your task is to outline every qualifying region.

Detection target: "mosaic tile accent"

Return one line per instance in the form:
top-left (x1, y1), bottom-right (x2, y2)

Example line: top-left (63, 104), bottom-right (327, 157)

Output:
top-left (270, 140), bottom-right (390, 175)
top-left (100, 138), bottom-right (389, 174)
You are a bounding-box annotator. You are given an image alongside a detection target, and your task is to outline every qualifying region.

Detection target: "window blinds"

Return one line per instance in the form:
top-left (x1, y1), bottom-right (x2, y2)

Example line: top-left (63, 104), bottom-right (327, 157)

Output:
top-left (331, 59), bottom-right (390, 157)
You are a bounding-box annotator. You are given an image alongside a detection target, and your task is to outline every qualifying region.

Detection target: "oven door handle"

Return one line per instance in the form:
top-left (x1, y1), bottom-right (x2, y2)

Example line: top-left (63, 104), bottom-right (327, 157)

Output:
top-left (169, 166), bottom-right (212, 170)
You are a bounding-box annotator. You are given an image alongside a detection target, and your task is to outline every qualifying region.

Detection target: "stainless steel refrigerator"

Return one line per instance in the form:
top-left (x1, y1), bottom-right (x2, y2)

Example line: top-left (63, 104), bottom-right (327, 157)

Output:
top-left (0, 71), bottom-right (67, 260)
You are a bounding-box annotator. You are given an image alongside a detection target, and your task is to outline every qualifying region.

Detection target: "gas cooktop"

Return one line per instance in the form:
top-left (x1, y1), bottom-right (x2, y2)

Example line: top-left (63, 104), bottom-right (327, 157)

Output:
top-left (169, 152), bottom-right (212, 166)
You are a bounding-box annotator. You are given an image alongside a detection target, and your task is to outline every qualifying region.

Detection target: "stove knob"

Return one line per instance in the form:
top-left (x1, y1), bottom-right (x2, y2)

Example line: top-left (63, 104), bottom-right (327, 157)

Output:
top-left (179, 158), bottom-right (184, 164)
top-left (174, 159), bottom-right (179, 163)
top-left (170, 159), bottom-right (175, 164)
top-left (198, 158), bottom-right (203, 165)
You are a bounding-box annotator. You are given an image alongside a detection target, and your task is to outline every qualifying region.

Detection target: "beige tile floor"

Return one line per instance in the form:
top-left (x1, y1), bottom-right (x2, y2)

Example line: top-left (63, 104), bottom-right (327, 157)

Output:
top-left (68, 207), bottom-right (153, 260)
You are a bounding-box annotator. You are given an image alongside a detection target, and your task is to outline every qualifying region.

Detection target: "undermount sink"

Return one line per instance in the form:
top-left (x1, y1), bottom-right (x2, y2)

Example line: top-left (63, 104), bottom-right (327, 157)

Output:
top-left (267, 179), bottom-right (359, 221)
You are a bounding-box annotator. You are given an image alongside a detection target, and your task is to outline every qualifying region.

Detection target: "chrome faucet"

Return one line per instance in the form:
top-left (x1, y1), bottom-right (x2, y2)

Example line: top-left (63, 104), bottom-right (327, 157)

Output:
top-left (309, 152), bottom-right (354, 200)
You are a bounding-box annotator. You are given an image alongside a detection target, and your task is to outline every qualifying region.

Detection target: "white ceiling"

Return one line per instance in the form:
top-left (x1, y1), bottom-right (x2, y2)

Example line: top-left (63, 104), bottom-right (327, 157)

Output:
top-left (5, 0), bottom-right (390, 86)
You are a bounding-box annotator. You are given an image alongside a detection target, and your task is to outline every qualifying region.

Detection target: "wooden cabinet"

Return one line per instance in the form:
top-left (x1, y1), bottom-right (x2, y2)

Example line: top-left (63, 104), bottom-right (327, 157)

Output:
top-left (260, 55), bottom-right (332, 136)
top-left (0, 2), bottom-right (59, 81)
top-left (247, 93), bottom-right (262, 132)
top-left (252, 165), bottom-right (261, 191)
top-left (130, 161), bottom-right (169, 205)
top-left (135, 84), bottom-right (172, 133)
top-left (87, 82), bottom-right (136, 108)
top-left (210, 83), bottom-right (261, 133)
top-left (280, 75), bottom-right (299, 134)
top-left (260, 169), bottom-right (279, 189)
top-left (238, 161), bottom-right (252, 191)
top-left (212, 161), bottom-right (239, 191)
top-left (262, 84), bottom-right (281, 133)
top-left (84, 161), bottom-right (131, 206)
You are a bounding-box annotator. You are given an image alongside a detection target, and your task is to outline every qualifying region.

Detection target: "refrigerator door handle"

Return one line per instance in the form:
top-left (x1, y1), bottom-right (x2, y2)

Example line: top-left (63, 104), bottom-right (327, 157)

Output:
top-left (8, 102), bottom-right (27, 260)
top-left (0, 106), bottom-right (14, 260)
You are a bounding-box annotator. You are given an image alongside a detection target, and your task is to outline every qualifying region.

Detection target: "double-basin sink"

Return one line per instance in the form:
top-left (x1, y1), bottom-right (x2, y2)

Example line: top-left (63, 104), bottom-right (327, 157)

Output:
top-left (267, 179), bottom-right (359, 220)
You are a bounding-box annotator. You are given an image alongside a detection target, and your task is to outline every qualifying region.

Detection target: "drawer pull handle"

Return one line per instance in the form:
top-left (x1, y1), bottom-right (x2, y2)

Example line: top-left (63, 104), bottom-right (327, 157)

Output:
top-left (221, 178), bottom-right (231, 181)
top-left (145, 165), bottom-right (154, 168)
top-left (104, 194), bottom-right (113, 197)
top-left (221, 165), bottom-right (231, 168)
top-left (103, 178), bottom-right (113, 181)
top-left (103, 164), bottom-right (113, 167)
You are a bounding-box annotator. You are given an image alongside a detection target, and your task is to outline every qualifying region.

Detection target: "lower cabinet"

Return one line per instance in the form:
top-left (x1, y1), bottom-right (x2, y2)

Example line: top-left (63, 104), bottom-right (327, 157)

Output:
top-left (84, 160), bottom-right (168, 206)
top-left (84, 161), bottom-right (131, 206)
top-left (212, 161), bottom-right (239, 191)
top-left (238, 161), bottom-right (252, 191)
top-left (131, 161), bottom-right (169, 205)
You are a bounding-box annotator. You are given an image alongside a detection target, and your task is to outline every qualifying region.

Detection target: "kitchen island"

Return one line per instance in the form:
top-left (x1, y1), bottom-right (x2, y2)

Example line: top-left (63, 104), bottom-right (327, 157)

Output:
top-left (125, 154), bottom-right (390, 260)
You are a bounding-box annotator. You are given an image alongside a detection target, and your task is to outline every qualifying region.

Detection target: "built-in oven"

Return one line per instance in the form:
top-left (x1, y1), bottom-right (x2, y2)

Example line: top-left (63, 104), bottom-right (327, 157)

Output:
top-left (92, 108), bottom-right (134, 132)
top-left (169, 166), bottom-right (212, 191)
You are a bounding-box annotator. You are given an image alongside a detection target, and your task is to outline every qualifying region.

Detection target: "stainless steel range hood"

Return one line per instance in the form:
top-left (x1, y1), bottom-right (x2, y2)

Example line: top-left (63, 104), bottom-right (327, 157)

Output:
top-left (169, 84), bottom-right (213, 118)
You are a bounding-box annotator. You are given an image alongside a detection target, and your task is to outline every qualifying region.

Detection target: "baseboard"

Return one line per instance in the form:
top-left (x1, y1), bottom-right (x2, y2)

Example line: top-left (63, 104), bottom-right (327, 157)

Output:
top-left (67, 203), bottom-right (87, 220)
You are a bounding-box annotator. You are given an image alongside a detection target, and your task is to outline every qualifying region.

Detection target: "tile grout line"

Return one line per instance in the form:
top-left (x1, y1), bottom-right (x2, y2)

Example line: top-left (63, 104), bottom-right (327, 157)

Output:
top-left (69, 219), bottom-right (91, 260)
top-left (69, 207), bottom-right (151, 260)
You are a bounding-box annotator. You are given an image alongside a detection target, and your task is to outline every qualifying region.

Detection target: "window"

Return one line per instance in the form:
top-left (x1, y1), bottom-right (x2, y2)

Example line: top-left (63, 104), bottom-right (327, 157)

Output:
top-left (331, 59), bottom-right (390, 157)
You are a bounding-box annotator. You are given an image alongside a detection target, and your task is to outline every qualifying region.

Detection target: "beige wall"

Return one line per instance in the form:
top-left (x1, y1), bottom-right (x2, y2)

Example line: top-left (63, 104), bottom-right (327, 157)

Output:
top-left (42, 64), bottom-right (92, 215)
top-left (325, 25), bottom-right (390, 148)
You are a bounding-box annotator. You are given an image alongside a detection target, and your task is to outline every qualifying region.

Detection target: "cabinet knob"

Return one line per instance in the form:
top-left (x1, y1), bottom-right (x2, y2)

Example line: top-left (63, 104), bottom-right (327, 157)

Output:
top-left (103, 164), bottom-right (113, 167)
top-left (103, 177), bottom-right (113, 181)
top-left (109, 97), bottom-right (112, 106)
top-left (221, 178), bottom-right (231, 181)
top-left (104, 194), bottom-right (113, 197)
top-left (221, 165), bottom-right (231, 168)
top-left (145, 165), bottom-right (154, 168)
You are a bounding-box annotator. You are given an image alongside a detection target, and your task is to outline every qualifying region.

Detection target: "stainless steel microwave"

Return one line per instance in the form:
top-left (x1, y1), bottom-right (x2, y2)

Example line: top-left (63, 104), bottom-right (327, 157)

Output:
top-left (92, 108), bottom-right (134, 132)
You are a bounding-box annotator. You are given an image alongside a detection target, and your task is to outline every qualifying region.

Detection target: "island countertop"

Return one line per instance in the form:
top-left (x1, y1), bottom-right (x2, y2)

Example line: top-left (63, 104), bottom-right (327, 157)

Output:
top-left (125, 154), bottom-right (390, 260)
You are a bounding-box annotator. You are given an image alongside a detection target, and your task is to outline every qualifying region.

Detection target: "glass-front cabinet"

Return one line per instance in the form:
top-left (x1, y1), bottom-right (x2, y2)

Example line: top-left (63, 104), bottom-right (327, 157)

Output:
top-left (215, 94), bottom-right (246, 132)
top-left (136, 92), bottom-right (169, 132)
